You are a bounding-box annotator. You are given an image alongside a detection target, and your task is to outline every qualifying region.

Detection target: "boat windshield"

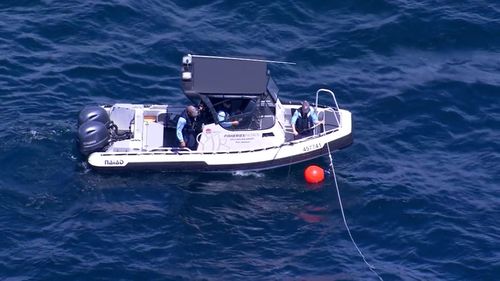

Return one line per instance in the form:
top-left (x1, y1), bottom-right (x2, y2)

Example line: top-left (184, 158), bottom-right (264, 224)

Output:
top-left (267, 77), bottom-right (279, 102)
top-left (207, 94), bottom-right (276, 131)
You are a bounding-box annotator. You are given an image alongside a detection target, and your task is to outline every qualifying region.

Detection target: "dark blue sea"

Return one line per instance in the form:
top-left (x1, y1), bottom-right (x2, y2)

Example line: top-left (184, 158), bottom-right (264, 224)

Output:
top-left (1, 1), bottom-right (499, 280)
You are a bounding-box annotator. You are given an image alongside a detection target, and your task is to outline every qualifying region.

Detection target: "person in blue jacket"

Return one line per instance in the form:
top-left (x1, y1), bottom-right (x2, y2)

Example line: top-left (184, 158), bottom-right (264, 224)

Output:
top-left (291, 101), bottom-right (320, 139)
top-left (176, 105), bottom-right (201, 149)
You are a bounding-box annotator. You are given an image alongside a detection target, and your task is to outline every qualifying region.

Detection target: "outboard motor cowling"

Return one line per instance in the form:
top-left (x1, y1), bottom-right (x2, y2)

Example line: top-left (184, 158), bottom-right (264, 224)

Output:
top-left (78, 106), bottom-right (110, 127)
top-left (78, 121), bottom-right (110, 155)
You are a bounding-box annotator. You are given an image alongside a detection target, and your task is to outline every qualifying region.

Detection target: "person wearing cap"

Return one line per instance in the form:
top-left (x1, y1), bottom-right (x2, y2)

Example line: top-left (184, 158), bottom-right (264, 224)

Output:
top-left (176, 105), bottom-right (201, 149)
top-left (217, 100), bottom-right (239, 128)
top-left (291, 101), bottom-right (320, 139)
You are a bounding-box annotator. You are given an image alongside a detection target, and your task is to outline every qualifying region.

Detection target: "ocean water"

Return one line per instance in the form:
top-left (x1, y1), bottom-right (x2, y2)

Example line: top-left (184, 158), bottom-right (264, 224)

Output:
top-left (1, 0), bottom-right (499, 280)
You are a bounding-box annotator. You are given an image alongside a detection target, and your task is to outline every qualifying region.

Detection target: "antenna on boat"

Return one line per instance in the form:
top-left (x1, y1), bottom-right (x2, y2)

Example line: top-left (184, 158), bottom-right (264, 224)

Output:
top-left (191, 54), bottom-right (296, 65)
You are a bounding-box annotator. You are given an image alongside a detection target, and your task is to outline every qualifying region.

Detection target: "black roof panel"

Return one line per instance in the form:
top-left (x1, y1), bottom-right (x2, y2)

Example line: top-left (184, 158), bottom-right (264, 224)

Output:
top-left (185, 55), bottom-right (268, 95)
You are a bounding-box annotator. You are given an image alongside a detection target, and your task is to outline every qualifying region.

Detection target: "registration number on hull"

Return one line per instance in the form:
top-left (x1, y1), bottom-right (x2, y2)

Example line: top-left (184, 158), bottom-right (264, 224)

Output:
top-left (303, 143), bottom-right (322, 152)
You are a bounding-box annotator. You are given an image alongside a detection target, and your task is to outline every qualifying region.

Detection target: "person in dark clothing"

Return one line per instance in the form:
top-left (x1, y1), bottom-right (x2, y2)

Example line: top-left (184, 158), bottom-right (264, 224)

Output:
top-left (291, 101), bottom-right (320, 139)
top-left (176, 105), bottom-right (201, 149)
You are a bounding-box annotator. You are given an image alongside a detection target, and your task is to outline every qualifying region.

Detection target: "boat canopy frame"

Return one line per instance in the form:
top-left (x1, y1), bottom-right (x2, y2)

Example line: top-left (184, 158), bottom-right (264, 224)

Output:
top-left (181, 54), bottom-right (280, 130)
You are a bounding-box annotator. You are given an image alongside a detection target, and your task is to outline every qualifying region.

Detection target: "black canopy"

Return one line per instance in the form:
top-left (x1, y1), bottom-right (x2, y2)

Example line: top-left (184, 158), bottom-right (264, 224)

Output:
top-left (182, 55), bottom-right (268, 96)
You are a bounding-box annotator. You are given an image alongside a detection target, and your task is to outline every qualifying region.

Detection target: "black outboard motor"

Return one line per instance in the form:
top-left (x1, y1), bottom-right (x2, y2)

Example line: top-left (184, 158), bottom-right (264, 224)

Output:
top-left (78, 106), bottom-right (110, 127)
top-left (78, 120), bottom-right (110, 155)
top-left (78, 106), bottom-right (111, 155)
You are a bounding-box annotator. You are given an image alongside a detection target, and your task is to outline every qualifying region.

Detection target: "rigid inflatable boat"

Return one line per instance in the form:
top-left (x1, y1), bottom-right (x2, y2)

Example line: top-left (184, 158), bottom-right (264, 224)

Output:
top-left (77, 54), bottom-right (353, 171)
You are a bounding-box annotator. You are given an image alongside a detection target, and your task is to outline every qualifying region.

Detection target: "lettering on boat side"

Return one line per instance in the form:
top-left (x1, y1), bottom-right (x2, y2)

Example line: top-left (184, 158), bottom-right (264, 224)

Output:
top-left (223, 133), bottom-right (260, 144)
top-left (223, 133), bottom-right (260, 138)
top-left (303, 143), bottom-right (322, 152)
top-left (104, 159), bottom-right (125, 165)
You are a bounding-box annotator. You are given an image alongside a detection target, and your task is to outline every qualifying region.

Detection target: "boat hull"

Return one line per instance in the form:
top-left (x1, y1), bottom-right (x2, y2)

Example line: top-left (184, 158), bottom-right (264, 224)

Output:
top-left (87, 110), bottom-right (353, 172)
top-left (90, 132), bottom-right (352, 172)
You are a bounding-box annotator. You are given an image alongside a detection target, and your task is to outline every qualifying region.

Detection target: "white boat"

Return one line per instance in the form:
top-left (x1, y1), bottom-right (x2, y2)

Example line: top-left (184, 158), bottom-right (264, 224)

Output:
top-left (77, 54), bottom-right (353, 172)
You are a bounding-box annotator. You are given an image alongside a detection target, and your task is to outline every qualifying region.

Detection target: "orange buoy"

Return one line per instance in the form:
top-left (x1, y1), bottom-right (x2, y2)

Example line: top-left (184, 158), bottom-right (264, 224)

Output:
top-left (304, 165), bottom-right (325, 183)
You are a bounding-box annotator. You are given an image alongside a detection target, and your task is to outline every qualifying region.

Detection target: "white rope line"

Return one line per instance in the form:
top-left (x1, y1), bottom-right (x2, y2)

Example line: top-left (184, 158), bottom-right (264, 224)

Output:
top-left (326, 143), bottom-right (383, 281)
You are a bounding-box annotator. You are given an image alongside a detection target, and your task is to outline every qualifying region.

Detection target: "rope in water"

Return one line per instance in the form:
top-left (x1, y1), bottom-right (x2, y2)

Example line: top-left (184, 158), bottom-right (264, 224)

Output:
top-left (326, 143), bottom-right (383, 281)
